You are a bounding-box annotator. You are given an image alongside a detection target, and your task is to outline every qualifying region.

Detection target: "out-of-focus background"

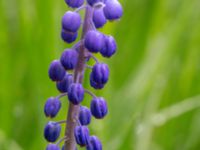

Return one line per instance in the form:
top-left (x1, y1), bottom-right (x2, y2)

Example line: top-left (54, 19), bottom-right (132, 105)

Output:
top-left (1, 0), bottom-right (200, 149)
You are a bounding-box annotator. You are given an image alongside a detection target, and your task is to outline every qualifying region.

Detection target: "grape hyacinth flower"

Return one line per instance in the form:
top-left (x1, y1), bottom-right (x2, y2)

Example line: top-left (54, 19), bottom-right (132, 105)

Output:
top-left (61, 29), bottom-right (78, 43)
top-left (48, 60), bottom-right (65, 82)
top-left (43, 0), bottom-right (123, 149)
top-left (86, 136), bottom-right (102, 150)
top-left (46, 144), bottom-right (60, 150)
top-left (90, 97), bottom-right (108, 119)
top-left (44, 97), bottom-right (61, 118)
top-left (65, 0), bottom-right (84, 8)
top-left (100, 35), bottom-right (117, 57)
top-left (62, 11), bottom-right (81, 32)
top-left (90, 63), bottom-right (109, 89)
top-left (74, 126), bottom-right (90, 146)
top-left (68, 83), bottom-right (85, 105)
top-left (104, 0), bottom-right (123, 20)
top-left (84, 30), bottom-right (105, 53)
top-left (60, 49), bottom-right (79, 70)
top-left (79, 106), bottom-right (92, 125)
top-left (93, 7), bottom-right (107, 28)
top-left (56, 73), bottom-right (73, 93)
top-left (44, 121), bottom-right (61, 142)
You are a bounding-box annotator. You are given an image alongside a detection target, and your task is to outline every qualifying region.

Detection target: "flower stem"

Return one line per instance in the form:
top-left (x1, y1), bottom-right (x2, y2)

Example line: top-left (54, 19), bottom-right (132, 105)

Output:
top-left (84, 89), bottom-right (97, 98)
top-left (64, 5), bottom-right (93, 150)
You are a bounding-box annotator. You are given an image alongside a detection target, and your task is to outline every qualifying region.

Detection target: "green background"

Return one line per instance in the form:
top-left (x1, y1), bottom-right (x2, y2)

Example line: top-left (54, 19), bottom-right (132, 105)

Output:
top-left (1, 0), bottom-right (200, 149)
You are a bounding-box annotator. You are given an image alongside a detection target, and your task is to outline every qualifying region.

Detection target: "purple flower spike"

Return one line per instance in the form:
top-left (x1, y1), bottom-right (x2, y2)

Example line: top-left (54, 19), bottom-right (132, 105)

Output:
top-left (87, 0), bottom-right (104, 6)
top-left (93, 7), bottom-right (107, 28)
top-left (104, 0), bottom-right (123, 20)
top-left (68, 83), bottom-right (84, 105)
top-left (86, 136), bottom-right (102, 150)
top-left (62, 11), bottom-right (81, 32)
top-left (84, 30), bottom-right (105, 53)
top-left (46, 144), bottom-right (60, 150)
top-left (44, 0), bottom-right (123, 148)
top-left (48, 60), bottom-right (65, 82)
top-left (60, 49), bottom-right (78, 70)
top-left (61, 29), bottom-right (78, 43)
top-left (90, 63), bottom-right (109, 89)
top-left (65, 0), bottom-right (84, 8)
top-left (56, 73), bottom-right (73, 93)
top-left (74, 126), bottom-right (90, 146)
top-left (44, 121), bottom-right (61, 142)
top-left (44, 97), bottom-right (61, 118)
top-left (90, 97), bottom-right (108, 119)
top-left (100, 35), bottom-right (117, 57)
top-left (79, 106), bottom-right (92, 125)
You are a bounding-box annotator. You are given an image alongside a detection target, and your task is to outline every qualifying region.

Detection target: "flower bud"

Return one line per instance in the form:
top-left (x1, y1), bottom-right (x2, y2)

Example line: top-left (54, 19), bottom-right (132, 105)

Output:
top-left (86, 136), bottom-right (102, 150)
top-left (79, 106), bottom-right (92, 125)
top-left (68, 83), bottom-right (84, 105)
top-left (56, 73), bottom-right (73, 93)
top-left (46, 144), bottom-right (60, 150)
top-left (44, 97), bottom-right (61, 118)
top-left (90, 63), bottom-right (109, 89)
top-left (100, 35), bottom-right (116, 57)
top-left (74, 126), bottom-right (90, 146)
top-left (44, 121), bottom-right (61, 142)
top-left (84, 30), bottom-right (105, 53)
top-left (65, 0), bottom-right (84, 8)
top-left (90, 97), bottom-right (108, 119)
top-left (61, 29), bottom-right (77, 43)
top-left (62, 11), bottom-right (81, 32)
top-left (60, 49), bottom-right (78, 70)
top-left (93, 7), bottom-right (107, 28)
top-left (48, 60), bottom-right (65, 82)
top-left (90, 76), bottom-right (105, 89)
top-left (103, 0), bottom-right (123, 20)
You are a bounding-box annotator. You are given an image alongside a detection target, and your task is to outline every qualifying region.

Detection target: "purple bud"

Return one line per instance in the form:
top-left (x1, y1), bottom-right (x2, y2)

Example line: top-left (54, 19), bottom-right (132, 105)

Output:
top-left (44, 121), bottom-right (61, 142)
top-left (44, 97), bottom-right (61, 118)
top-left (90, 76), bottom-right (105, 89)
top-left (48, 60), bottom-right (65, 82)
top-left (90, 97), bottom-right (108, 119)
top-left (87, 0), bottom-right (104, 6)
top-left (65, 0), bottom-right (84, 8)
top-left (79, 106), bottom-right (92, 125)
top-left (60, 49), bottom-right (78, 70)
top-left (62, 11), bottom-right (81, 32)
top-left (93, 7), bottom-right (107, 28)
top-left (68, 83), bottom-right (84, 105)
top-left (90, 63), bottom-right (109, 89)
top-left (86, 136), bottom-right (102, 150)
top-left (100, 35), bottom-right (116, 57)
top-left (46, 144), bottom-right (60, 150)
top-left (56, 73), bottom-right (73, 93)
top-left (61, 29), bottom-right (78, 43)
top-left (74, 126), bottom-right (90, 146)
top-left (84, 30), bottom-right (105, 53)
top-left (103, 0), bottom-right (123, 20)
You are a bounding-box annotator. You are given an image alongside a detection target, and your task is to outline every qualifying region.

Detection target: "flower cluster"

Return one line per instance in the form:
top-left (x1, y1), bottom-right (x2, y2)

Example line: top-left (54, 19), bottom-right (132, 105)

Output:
top-left (43, 0), bottom-right (123, 150)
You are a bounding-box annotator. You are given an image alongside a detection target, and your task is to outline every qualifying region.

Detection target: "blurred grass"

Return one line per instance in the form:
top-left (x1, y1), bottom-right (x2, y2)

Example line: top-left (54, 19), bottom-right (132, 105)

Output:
top-left (1, 0), bottom-right (200, 150)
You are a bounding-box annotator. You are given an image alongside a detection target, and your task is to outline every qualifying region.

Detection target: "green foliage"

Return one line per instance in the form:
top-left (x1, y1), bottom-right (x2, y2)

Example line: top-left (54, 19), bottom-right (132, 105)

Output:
top-left (0, 0), bottom-right (200, 149)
